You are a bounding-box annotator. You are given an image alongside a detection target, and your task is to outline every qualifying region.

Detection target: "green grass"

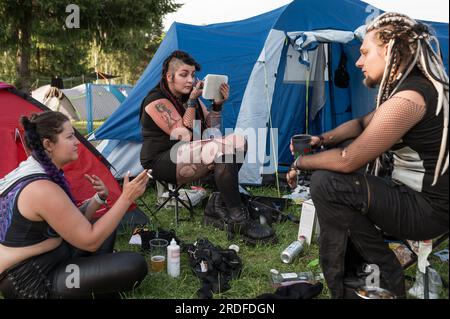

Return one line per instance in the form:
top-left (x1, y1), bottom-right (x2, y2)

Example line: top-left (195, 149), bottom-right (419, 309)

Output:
top-left (113, 184), bottom-right (449, 299)
top-left (72, 120), bottom-right (104, 137)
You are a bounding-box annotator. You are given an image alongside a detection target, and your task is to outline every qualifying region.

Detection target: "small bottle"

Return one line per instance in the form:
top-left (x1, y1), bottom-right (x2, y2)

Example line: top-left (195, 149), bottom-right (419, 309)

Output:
top-left (270, 269), bottom-right (314, 288)
top-left (167, 238), bottom-right (180, 278)
top-left (281, 236), bottom-right (306, 264)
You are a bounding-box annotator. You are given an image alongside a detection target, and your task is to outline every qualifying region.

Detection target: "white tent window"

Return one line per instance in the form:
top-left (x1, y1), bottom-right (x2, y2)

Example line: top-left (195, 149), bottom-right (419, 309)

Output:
top-left (283, 43), bottom-right (329, 83)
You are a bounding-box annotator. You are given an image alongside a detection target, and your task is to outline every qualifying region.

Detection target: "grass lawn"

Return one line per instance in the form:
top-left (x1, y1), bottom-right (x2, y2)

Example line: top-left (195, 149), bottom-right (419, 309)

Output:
top-left (113, 183), bottom-right (449, 299)
top-left (72, 120), bottom-right (104, 138)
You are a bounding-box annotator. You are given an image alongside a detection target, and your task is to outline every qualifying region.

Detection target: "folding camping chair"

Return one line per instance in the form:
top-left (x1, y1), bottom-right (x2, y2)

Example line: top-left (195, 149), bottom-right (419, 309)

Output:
top-left (342, 231), bottom-right (449, 299)
top-left (398, 232), bottom-right (449, 299)
top-left (151, 180), bottom-right (195, 225)
top-left (377, 231), bottom-right (449, 299)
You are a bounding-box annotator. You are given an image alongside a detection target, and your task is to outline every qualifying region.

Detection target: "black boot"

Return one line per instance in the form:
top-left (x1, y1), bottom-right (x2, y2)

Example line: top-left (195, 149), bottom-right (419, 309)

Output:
top-left (227, 207), bottom-right (276, 245)
top-left (203, 194), bottom-right (276, 245)
top-left (203, 193), bottom-right (229, 229)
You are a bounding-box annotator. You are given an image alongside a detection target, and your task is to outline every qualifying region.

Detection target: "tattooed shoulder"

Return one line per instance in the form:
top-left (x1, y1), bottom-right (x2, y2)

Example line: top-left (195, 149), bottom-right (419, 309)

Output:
top-left (154, 102), bottom-right (178, 129)
top-left (155, 102), bottom-right (171, 113)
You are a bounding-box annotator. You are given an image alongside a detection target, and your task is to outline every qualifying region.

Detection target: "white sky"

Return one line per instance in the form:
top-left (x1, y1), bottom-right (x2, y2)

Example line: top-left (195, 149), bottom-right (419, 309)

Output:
top-left (163, 0), bottom-right (449, 31)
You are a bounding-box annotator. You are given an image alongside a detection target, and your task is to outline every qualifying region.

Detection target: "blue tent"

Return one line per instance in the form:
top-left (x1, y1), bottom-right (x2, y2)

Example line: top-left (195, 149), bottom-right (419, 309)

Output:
top-left (91, 0), bottom-right (449, 184)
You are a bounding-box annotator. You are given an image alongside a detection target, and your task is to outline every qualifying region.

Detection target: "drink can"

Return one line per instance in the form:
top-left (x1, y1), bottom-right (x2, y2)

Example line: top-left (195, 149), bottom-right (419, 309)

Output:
top-left (281, 236), bottom-right (306, 264)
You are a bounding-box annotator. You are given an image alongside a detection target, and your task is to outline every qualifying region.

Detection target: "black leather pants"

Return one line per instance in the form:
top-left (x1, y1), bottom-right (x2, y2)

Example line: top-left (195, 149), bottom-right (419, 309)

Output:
top-left (0, 232), bottom-right (147, 299)
top-left (310, 170), bottom-right (448, 299)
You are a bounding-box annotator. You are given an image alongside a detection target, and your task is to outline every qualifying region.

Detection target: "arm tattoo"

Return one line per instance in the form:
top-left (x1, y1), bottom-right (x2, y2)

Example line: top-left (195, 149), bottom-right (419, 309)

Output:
top-left (155, 103), bottom-right (178, 129)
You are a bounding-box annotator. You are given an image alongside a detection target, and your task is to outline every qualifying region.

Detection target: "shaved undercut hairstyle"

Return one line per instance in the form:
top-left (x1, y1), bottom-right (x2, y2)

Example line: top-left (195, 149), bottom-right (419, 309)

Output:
top-left (161, 50), bottom-right (201, 80)
top-left (159, 50), bottom-right (203, 118)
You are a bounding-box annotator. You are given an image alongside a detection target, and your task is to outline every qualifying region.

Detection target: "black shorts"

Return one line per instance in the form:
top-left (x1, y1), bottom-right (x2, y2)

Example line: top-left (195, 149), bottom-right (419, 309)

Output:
top-left (146, 143), bottom-right (184, 184)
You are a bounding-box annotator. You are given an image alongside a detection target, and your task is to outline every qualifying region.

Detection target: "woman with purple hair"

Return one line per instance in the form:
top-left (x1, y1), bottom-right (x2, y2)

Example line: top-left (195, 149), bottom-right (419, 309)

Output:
top-left (0, 111), bottom-right (150, 298)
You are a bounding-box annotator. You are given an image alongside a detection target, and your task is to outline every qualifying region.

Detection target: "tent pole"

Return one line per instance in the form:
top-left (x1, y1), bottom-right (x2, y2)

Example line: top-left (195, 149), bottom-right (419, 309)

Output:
top-left (263, 59), bottom-right (281, 197)
top-left (305, 67), bottom-right (310, 134)
top-left (327, 44), bottom-right (336, 128)
top-left (86, 83), bottom-right (94, 134)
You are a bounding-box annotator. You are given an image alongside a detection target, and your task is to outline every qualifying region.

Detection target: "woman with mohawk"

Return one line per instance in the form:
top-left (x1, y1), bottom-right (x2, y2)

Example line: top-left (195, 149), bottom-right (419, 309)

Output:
top-left (287, 12), bottom-right (448, 298)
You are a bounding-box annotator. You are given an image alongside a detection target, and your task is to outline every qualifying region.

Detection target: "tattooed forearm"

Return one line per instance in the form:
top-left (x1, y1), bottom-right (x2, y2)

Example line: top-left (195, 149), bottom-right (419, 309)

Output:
top-left (155, 103), bottom-right (178, 129)
top-left (182, 107), bottom-right (196, 129)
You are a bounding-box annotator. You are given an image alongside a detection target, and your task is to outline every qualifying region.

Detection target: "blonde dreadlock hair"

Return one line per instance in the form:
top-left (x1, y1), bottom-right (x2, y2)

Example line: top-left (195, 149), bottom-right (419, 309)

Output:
top-left (366, 12), bottom-right (449, 185)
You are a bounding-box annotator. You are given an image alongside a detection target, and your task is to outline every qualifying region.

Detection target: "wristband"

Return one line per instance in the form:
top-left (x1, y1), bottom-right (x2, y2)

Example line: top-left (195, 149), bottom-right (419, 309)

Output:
top-left (93, 192), bottom-right (107, 205)
top-left (289, 159), bottom-right (299, 172)
top-left (294, 157), bottom-right (301, 170)
top-left (318, 135), bottom-right (325, 147)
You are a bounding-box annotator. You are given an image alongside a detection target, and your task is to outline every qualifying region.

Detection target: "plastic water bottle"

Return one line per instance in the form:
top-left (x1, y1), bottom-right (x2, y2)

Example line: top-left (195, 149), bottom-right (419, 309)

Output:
top-left (408, 267), bottom-right (442, 299)
top-left (167, 238), bottom-right (180, 277)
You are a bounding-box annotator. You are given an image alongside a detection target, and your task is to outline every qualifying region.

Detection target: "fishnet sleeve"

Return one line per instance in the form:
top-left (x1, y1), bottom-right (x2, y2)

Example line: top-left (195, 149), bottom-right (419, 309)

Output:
top-left (299, 93), bottom-right (426, 173)
top-left (183, 100), bottom-right (221, 129)
top-left (182, 107), bottom-right (196, 129)
top-left (198, 100), bottom-right (222, 129)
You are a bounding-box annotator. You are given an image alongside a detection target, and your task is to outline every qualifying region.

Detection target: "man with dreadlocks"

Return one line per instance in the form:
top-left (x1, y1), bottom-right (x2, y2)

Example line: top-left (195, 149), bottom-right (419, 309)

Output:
top-left (139, 50), bottom-right (275, 245)
top-left (287, 12), bottom-right (449, 298)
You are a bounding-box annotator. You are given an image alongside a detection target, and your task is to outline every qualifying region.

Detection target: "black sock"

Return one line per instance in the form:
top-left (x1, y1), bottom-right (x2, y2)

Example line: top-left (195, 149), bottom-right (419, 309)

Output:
top-left (214, 154), bottom-right (242, 209)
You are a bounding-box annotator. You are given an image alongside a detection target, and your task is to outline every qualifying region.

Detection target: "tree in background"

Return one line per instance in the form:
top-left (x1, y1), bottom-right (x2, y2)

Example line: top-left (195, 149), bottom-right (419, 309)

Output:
top-left (0, 0), bottom-right (180, 92)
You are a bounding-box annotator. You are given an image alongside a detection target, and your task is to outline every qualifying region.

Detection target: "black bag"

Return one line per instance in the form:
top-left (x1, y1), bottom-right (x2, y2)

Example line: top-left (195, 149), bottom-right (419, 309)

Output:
top-left (186, 238), bottom-right (242, 298)
top-left (205, 192), bottom-right (296, 226)
top-left (247, 197), bottom-right (297, 225)
top-left (257, 282), bottom-right (323, 299)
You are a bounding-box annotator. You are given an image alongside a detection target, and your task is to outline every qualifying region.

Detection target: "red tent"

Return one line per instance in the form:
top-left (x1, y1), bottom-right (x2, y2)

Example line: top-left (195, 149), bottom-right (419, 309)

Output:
top-left (0, 82), bottom-right (148, 226)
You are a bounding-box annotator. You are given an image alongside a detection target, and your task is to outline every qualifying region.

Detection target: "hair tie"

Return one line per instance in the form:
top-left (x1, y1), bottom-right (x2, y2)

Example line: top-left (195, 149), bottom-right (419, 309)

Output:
top-left (21, 116), bottom-right (37, 132)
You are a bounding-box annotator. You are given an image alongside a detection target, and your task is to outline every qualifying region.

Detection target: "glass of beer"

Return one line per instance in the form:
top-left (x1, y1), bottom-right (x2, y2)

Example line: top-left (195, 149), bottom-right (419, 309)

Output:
top-left (149, 238), bottom-right (168, 272)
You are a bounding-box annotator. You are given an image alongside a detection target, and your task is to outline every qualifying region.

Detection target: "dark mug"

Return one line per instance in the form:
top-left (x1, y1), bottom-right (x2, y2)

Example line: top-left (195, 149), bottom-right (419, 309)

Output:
top-left (291, 134), bottom-right (312, 156)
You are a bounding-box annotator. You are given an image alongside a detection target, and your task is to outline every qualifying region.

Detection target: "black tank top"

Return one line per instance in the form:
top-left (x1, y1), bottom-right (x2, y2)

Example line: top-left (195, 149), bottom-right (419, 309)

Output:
top-left (139, 84), bottom-right (206, 169)
top-left (390, 68), bottom-right (448, 216)
top-left (0, 175), bottom-right (59, 247)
